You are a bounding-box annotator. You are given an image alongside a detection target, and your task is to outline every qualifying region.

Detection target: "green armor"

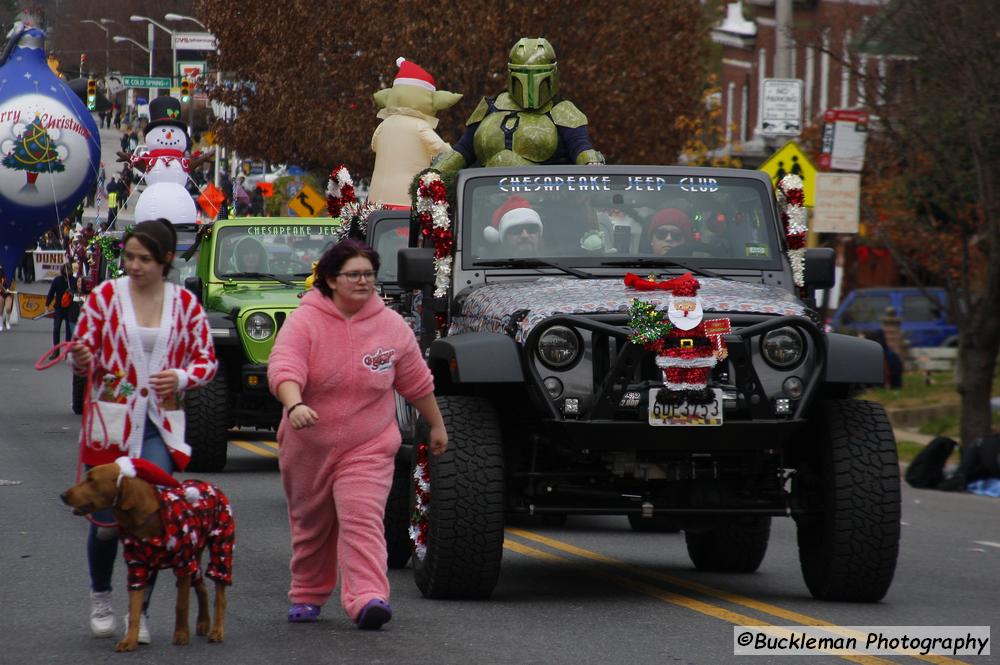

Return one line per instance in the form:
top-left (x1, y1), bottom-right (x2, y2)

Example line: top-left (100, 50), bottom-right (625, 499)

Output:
top-left (473, 94), bottom-right (560, 166)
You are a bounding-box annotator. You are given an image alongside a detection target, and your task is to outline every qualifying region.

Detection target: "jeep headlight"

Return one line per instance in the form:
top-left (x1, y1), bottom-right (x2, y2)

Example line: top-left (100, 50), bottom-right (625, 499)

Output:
top-left (537, 326), bottom-right (580, 369)
top-left (245, 313), bottom-right (275, 341)
top-left (761, 327), bottom-right (804, 369)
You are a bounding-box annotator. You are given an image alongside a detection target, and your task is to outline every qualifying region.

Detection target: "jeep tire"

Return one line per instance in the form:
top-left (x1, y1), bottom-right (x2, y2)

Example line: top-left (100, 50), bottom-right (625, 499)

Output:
top-left (796, 399), bottom-right (900, 602)
top-left (684, 516), bottom-right (771, 572)
top-left (413, 396), bottom-right (505, 599)
top-left (185, 371), bottom-right (230, 472)
top-left (385, 449), bottom-right (413, 569)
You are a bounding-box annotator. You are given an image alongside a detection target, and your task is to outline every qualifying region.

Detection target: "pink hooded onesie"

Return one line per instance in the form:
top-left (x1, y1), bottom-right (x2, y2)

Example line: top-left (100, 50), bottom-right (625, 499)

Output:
top-left (267, 289), bottom-right (433, 619)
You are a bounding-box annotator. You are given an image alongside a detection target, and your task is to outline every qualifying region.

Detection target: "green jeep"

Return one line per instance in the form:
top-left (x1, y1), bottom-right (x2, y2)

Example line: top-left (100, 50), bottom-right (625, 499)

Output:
top-left (182, 217), bottom-right (343, 471)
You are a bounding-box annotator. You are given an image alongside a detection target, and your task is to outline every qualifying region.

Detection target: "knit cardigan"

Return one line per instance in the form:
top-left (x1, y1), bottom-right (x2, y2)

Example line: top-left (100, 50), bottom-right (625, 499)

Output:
top-left (73, 277), bottom-right (217, 469)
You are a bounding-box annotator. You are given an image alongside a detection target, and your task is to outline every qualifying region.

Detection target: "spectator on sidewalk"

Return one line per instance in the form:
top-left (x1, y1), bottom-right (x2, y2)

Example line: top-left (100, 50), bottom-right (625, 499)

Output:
top-left (0, 266), bottom-right (14, 331)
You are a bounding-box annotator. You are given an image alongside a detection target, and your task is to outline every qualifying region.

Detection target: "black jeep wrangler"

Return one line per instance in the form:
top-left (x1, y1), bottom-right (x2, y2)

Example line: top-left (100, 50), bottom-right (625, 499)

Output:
top-left (372, 165), bottom-right (899, 603)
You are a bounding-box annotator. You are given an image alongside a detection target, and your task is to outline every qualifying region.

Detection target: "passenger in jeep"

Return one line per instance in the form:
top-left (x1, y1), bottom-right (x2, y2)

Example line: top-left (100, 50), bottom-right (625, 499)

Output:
top-left (646, 207), bottom-right (693, 256)
top-left (230, 237), bottom-right (269, 273)
top-left (484, 195), bottom-right (544, 257)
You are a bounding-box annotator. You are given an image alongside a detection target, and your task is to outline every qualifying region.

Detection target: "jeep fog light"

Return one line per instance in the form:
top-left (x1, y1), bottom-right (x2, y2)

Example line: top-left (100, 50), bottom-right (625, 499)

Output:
top-left (761, 327), bottom-right (804, 369)
top-left (245, 313), bottom-right (275, 341)
top-left (543, 377), bottom-right (563, 398)
top-left (537, 326), bottom-right (580, 369)
top-left (782, 376), bottom-right (804, 399)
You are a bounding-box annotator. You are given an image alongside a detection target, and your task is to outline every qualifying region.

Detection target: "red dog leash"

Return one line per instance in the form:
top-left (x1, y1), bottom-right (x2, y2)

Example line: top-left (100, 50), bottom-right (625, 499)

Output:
top-left (36, 342), bottom-right (116, 527)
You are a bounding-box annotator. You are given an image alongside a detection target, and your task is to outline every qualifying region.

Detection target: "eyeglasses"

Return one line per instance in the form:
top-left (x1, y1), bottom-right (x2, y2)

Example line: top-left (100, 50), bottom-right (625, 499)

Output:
top-left (506, 223), bottom-right (540, 237)
top-left (336, 270), bottom-right (378, 283)
top-left (653, 227), bottom-right (683, 241)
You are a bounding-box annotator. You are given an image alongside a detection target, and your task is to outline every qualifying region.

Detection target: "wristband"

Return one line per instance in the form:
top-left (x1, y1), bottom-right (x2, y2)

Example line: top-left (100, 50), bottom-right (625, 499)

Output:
top-left (287, 402), bottom-right (306, 415)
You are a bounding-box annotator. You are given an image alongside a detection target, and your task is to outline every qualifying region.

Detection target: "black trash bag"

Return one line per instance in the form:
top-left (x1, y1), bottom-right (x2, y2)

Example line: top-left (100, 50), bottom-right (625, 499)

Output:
top-left (939, 434), bottom-right (1000, 491)
top-left (905, 436), bottom-right (957, 488)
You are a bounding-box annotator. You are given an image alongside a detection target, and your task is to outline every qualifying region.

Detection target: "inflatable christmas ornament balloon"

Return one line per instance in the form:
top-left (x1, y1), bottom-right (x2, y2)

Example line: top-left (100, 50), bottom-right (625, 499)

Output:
top-left (369, 57), bottom-right (461, 208)
top-left (124, 96), bottom-right (210, 225)
top-left (0, 21), bottom-right (100, 277)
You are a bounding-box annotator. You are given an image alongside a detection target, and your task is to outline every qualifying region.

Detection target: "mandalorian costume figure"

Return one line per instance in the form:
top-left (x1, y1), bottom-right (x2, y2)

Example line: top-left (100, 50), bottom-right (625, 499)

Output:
top-left (435, 37), bottom-right (604, 171)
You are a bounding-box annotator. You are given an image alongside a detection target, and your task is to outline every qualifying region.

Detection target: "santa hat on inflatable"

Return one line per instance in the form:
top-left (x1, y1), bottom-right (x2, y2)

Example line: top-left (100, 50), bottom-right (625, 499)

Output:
top-left (115, 456), bottom-right (200, 501)
top-left (393, 57), bottom-right (436, 91)
top-left (484, 195), bottom-right (543, 243)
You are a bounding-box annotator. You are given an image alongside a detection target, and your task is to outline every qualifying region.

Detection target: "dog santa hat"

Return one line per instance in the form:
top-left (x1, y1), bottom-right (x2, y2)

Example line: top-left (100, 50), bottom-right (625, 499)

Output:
top-left (116, 456), bottom-right (200, 501)
top-left (393, 57), bottom-right (436, 90)
top-left (484, 195), bottom-right (543, 243)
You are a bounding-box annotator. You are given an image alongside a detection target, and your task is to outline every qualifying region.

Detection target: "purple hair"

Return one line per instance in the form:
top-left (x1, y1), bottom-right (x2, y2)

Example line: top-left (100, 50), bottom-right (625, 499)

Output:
top-left (314, 238), bottom-right (380, 298)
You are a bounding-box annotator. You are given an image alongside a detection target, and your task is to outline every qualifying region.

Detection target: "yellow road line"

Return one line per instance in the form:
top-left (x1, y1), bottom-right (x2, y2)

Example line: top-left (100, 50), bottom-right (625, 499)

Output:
top-left (506, 528), bottom-right (968, 665)
top-left (230, 440), bottom-right (277, 458)
top-left (257, 440), bottom-right (279, 450)
top-left (504, 540), bottom-right (894, 665)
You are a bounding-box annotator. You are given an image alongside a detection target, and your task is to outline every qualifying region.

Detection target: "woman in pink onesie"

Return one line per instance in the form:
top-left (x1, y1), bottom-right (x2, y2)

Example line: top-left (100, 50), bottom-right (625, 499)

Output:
top-left (268, 239), bottom-right (448, 630)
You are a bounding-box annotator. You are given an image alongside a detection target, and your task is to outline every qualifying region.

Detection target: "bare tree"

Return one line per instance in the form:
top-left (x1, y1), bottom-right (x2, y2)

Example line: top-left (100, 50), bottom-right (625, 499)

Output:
top-left (854, 0), bottom-right (1000, 445)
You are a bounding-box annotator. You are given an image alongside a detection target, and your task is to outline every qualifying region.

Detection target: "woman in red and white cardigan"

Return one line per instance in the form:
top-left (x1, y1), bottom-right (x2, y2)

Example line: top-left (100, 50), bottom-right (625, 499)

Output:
top-left (70, 219), bottom-right (217, 641)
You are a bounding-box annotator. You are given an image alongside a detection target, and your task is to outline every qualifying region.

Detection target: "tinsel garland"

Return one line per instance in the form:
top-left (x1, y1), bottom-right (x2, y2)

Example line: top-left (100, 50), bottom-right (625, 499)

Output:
top-left (325, 164), bottom-right (356, 217)
top-left (627, 298), bottom-right (672, 353)
top-left (776, 174), bottom-right (807, 286)
top-left (408, 443), bottom-right (431, 561)
top-left (415, 170), bottom-right (452, 298)
top-left (325, 165), bottom-right (385, 242)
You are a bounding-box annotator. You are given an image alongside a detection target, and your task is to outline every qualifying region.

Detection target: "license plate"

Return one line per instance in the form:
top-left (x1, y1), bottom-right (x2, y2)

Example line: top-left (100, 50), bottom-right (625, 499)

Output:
top-left (648, 388), bottom-right (724, 426)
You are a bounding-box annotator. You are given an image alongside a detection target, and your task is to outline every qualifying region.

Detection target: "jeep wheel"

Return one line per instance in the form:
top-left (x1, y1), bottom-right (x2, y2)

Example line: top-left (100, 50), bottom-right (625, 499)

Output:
top-left (628, 514), bottom-right (681, 533)
top-left (71, 373), bottom-right (85, 415)
top-left (413, 396), bottom-right (504, 599)
top-left (185, 371), bottom-right (230, 472)
top-left (796, 399), bottom-right (900, 602)
top-left (384, 449), bottom-right (413, 569)
top-left (684, 516), bottom-right (771, 572)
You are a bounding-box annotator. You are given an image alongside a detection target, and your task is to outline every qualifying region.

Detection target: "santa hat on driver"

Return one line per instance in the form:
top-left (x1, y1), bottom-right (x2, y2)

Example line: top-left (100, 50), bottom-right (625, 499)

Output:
top-left (115, 457), bottom-right (200, 501)
top-left (393, 57), bottom-right (436, 91)
top-left (484, 195), bottom-right (543, 243)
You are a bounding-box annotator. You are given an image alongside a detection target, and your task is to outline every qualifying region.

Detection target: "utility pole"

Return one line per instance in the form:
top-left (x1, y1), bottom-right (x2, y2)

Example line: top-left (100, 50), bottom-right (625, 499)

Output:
top-left (774, 0), bottom-right (793, 79)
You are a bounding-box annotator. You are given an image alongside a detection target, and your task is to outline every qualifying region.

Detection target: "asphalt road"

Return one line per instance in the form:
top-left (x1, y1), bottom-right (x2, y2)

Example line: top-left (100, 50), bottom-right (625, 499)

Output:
top-left (1, 311), bottom-right (998, 665)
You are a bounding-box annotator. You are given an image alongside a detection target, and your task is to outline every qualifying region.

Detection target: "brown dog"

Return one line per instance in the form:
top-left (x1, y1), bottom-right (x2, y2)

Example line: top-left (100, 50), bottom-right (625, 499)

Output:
top-left (61, 459), bottom-right (234, 652)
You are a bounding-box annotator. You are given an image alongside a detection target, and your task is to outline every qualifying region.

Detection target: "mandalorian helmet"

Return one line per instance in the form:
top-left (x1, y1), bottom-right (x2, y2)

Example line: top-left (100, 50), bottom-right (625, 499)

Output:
top-left (508, 37), bottom-right (559, 110)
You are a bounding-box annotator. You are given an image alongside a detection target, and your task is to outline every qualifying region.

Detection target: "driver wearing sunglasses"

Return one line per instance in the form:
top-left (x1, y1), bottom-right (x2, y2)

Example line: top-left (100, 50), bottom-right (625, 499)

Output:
top-left (647, 208), bottom-right (693, 256)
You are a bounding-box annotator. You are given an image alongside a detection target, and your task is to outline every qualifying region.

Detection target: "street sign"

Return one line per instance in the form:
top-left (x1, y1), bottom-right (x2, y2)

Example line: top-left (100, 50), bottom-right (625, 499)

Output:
top-left (172, 32), bottom-right (217, 51)
top-left (813, 173), bottom-right (861, 234)
top-left (287, 184), bottom-right (327, 218)
top-left (759, 140), bottom-right (818, 207)
top-left (818, 108), bottom-right (869, 172)
top-left (761, 78), bottom-right (803, 136)
top-left (122, 75), bottom-right (172, 89)
top-left (177, 61), bottom-right (207, 81)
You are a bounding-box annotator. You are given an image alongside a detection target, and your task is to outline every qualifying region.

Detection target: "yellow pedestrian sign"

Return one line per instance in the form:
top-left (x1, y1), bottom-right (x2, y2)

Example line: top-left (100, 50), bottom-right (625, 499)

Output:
top-left (287, 184), bottom-right (327, 218)
top-left (759, 140), bottom-right (817, 207)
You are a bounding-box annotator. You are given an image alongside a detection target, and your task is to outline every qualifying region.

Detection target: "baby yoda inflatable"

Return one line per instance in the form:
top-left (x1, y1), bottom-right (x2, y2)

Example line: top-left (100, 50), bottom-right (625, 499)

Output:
top-left (369, 58), bottom-right (462, 207)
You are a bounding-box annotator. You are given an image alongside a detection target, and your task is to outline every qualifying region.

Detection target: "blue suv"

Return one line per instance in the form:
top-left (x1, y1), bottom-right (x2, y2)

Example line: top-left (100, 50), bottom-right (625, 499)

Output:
top-left (831, 287), bottom-right (958, 347)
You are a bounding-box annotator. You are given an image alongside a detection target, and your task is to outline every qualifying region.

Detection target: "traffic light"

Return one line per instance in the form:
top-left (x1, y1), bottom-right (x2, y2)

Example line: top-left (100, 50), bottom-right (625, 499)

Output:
top-left (86, 78), bottom-right (97, 111)
top-left (180, 78), bottom-right (191, 103)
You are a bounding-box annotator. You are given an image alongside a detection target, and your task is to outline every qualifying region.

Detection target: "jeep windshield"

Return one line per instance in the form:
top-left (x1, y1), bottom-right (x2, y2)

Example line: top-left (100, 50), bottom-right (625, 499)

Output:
top-left (461, 172), bottom-right (783, 271)
top-left (213, 224), bottom-right (341, 281)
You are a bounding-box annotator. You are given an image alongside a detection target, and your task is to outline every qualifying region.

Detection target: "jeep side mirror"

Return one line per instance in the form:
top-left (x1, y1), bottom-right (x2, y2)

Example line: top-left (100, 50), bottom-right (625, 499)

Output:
top-left (185, 276), bottom-right (204, 303)
top-left (803, 248), bottom-right (835, 290)
top-left (397, 247), bottom-right (436, 290)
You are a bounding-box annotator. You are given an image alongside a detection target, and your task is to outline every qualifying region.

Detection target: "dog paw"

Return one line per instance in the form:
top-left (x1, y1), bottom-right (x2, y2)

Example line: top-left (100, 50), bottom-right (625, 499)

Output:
top-left (196, 619), bottom-right (210, 636)
top-left (115, 638), bottom-right (138, 652)
top-left (172, 629), bottom-right (190, 645)
top-left (208, 627), bottom-right (224, 643)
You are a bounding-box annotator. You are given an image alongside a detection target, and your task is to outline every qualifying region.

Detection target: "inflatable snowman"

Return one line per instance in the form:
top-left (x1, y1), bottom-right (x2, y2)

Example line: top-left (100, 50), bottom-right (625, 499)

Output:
top-left (124, 96), bottom-right (204, 225)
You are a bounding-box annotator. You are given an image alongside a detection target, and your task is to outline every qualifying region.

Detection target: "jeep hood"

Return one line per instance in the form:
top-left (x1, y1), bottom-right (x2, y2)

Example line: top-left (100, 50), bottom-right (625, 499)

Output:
top-left (450, 277), bottom-right (809, 343)
top-left (207, 285), bottom-right (305, 313)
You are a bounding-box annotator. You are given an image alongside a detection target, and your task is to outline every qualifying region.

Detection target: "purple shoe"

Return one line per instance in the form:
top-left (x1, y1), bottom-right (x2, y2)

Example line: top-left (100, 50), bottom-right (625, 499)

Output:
top-left (355, 598), bottom-right (392, 630)
top-left (288, 603), bottom-right (321, 623)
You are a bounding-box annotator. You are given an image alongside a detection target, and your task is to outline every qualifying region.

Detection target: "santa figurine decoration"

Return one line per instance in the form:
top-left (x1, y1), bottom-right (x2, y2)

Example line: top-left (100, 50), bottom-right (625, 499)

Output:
top-left (625, 272), bottom-right (730, 404)
top-left (117, 96), bottom-right (213, 224)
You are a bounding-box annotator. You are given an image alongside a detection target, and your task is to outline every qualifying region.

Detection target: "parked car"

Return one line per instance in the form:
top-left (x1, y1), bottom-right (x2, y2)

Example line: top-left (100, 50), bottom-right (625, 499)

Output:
top-left (375, 165), bottom-right (899, 604)
top-left (831, 287), bottom-right (957, 347)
